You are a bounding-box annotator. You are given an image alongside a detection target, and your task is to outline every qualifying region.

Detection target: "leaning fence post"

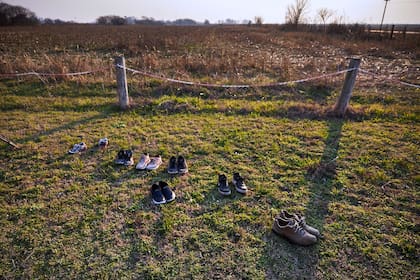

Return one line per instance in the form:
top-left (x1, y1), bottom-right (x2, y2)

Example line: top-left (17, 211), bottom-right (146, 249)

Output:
top-left (115, 56), bottom-right (129, 110)
top-left (390, 24), bottom-right (395, 40)
top-left (333, 58), bottom-right (361, 116)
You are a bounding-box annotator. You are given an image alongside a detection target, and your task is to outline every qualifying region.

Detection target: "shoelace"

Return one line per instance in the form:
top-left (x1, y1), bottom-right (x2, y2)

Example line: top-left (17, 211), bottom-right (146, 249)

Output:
top-left (178, 157), bottom-right (185, 168)
top-left (236, 177), bottom-right (245, 187)
top-left (290, 221), bottom-right (306, 235)
top-left (298, 217), bottom-right (307, 227)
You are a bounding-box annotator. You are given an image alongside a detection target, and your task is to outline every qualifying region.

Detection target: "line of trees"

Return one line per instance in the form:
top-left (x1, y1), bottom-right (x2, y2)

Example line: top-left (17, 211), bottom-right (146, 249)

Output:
top-left (0, 2), bottom-right (39, 25)
top-left (95, 16), bottom-right (257, 26)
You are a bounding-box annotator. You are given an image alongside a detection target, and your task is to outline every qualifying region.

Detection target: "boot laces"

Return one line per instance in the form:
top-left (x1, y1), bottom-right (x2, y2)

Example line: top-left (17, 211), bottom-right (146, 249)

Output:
top-left (291, 221), bottom-right (306, 235)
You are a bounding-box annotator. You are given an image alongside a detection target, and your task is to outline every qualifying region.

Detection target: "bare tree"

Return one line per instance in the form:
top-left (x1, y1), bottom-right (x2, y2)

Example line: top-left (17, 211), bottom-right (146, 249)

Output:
top-left (317, 8), bottom-right (334, 32)
top-left (285, 0), bottom-right (309, 28)
top-left (254, 16), bottom-right (263, 25)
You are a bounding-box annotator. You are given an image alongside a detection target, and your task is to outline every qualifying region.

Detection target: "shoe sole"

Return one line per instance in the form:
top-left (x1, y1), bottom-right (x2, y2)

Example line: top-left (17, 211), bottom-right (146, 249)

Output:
top-left (178, 169), bottom-right (188, 174)
top-left (136, 164), bottom-right (148, 170)
top-left (136, 166), bottom-right (147, 170)
top-left (152, 199), bottom-right (166, 205)
top-left (168, 169), bottom-right (178, 174)
top-left (218, 189), bottom-right (231, 196)
top-left (69, 149), bottom-right (86, 154)
top-left (235, 186), bottom-right (247, 194)
top-left (271, 227), bottom-right (317, 246)
top-left (165, 193), bottom-right (176, 203)
top-left (146, 166), bottom-right (161, 170)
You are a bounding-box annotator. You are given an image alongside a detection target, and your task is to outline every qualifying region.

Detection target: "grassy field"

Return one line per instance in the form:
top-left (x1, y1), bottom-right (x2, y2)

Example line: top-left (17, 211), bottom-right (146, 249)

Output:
top-left (0, 25), bottom-right (419, 279)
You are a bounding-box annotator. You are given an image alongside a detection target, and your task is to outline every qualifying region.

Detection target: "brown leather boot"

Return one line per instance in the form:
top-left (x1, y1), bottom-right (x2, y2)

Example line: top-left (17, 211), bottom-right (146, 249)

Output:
top-left (280, 210), bottom-right (321, 238)
top-left (272, 216), bottom-right (317, 246)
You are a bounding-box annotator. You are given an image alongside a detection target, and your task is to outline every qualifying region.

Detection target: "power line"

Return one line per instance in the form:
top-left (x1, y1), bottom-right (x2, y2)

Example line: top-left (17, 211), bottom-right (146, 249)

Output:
top-left (380, 0), bottom-right (391, 32)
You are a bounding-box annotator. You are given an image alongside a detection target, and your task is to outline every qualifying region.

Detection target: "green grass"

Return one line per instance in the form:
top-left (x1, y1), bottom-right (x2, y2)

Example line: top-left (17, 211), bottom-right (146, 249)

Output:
top-left (0, 79), bottom-right (418, 279)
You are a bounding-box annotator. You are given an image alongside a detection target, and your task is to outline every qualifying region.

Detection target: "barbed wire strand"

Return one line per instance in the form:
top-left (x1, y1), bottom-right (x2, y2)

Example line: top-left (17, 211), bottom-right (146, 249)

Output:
top-left (0, 69), bottom-right (106, 78)
top-left (359, 69), bottom-right (420, 89)
top-left (118, 64), bottom-right (357, 88)
top-left (1, 65), bottom-right (418, 89)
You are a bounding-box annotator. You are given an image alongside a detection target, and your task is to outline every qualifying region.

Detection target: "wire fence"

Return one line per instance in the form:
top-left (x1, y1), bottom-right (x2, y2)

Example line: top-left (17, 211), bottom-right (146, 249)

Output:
top-left (117, 65), bottom-right (357, 88)
top-left (0, 69), bottom-right (106, 78)
top-left (0, 62), bottom-right (419, 89)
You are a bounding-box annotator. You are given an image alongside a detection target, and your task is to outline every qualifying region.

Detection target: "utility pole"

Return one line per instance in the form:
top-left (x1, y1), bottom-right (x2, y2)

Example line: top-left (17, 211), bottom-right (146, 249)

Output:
top-left (380, 0), bottom-right (390, 32)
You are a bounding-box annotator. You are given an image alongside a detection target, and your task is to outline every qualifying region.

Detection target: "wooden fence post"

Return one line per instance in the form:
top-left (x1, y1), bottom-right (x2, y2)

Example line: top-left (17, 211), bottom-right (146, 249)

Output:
top-left (333, 58), bottom-right (361, 116)
top-left (115, 56), bottom-right (129, 110)
top-left (390, 24), bottom-right (395, 40)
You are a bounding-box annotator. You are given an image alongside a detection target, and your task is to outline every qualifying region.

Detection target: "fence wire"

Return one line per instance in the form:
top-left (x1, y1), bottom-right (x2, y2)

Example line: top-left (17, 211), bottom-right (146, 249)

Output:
top-left (0, 63), bottom-right (418, 89)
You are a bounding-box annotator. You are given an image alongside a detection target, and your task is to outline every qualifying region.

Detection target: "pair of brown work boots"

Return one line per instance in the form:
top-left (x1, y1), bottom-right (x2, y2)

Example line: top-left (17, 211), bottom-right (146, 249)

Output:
top-left (272, 210), bottom-right (322, 246)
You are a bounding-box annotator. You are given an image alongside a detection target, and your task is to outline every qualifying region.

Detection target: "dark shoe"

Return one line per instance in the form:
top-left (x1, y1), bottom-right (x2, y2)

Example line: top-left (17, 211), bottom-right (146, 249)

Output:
top-left (232, 172), bottom-right (248, 194)
top-left (124, 150), bottom-right (134, 166)
top-left (272, 216), bottom-right (317, 246)
top-left (177, 156), bottom-right (188, 174)
top-left (280, 210), bottom-right (321, 238)
top-left (167, 156), bottom-right (178, 174)
top-left (218, 174), bottom-right (231, 196)
top-left (115, 149), bottom-right (126, 165)
top-left (159, 181), bottom-right (175, 203)
top-left (151, 183), bottom-right (166, 205)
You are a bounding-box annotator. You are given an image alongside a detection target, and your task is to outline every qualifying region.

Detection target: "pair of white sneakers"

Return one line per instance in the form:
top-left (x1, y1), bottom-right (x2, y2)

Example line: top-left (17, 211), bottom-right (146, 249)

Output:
top-left (68, 138), bottom-right (109, 154)
top-left (136, 154), bottom-right (162, 171)
top-left (68, 142), bottom-right (87, 154)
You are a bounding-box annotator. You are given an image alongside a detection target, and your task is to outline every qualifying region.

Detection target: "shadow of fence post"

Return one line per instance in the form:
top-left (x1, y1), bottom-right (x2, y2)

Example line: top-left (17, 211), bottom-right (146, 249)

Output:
top-left (305, 119), bottom-right (344, 226)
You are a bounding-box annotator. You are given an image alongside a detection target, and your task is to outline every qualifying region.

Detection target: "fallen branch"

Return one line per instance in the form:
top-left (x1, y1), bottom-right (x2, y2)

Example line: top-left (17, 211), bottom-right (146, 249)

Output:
top-left (0, 135), bottom-right (19, 149)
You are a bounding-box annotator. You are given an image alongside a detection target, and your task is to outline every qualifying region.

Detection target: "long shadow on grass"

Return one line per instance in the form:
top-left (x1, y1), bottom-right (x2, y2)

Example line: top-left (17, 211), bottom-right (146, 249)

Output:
top-left (16, 111), bottom-right (112, 144)
top-left (135, 83), bottom-right (335, 104)
top-left (263, 119), bottom-right (343, 279)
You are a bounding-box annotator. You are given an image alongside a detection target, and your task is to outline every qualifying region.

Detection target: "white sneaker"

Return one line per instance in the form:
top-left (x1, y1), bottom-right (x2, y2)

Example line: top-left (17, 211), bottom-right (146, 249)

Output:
top-left (98, 138), bottom-right (108, 149)
top-left (68, 142), bottom-right (87, 154)
top-left (146, 156), bottom-right (162, 170)
top-left (136, 153), bottom-right (151, 170)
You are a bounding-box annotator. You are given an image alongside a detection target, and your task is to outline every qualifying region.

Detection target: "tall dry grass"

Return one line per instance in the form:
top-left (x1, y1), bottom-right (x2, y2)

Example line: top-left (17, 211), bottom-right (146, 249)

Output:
top-left (0, 24), bottom-right (418, 85)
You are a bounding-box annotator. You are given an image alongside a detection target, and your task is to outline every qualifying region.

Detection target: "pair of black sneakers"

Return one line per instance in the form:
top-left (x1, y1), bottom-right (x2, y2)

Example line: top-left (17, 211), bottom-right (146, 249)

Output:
top-left (151, 181), bottom-right (176, 205)
top-left (167, 156), bottom-right (188, 175)
top-left (218, 172), bottom-right (248, 195)
top-left (115, 149), bottom-right (134, 166)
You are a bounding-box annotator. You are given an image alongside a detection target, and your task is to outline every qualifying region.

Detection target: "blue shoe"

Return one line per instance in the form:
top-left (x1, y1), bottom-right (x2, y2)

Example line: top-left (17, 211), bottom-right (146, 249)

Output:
top-left (151, 183), bottom-right (166, 205)
top-left (167, 156), bottom-right (178, 174)
top-left (159, 181), bottom-right (176, 203)
top-left (218, 174), bottom-right (231, 196)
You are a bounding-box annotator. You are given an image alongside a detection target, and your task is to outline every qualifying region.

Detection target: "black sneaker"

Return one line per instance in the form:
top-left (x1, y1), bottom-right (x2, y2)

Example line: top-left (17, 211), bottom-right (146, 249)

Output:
top-left (233, 172), bottom-right (248, 194)
top-left (159, 181), bottom-right (175, 203)
top-left (177, 156), bottom-right (188, 174)
top-left (115, 149), bottom-right (126, 165)
top-left (124, 150), bottom-right (134, 166)
top-left (218, 174), bottom-right (231, 196)
top-left (168, 156), bottom-right (178, 174)
top-left (151, 183), bottom-right (166, 205)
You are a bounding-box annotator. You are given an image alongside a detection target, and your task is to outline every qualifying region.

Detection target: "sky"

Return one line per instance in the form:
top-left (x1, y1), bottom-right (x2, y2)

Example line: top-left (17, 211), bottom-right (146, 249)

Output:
top-left (3, 0), bottom-right (420, 24)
